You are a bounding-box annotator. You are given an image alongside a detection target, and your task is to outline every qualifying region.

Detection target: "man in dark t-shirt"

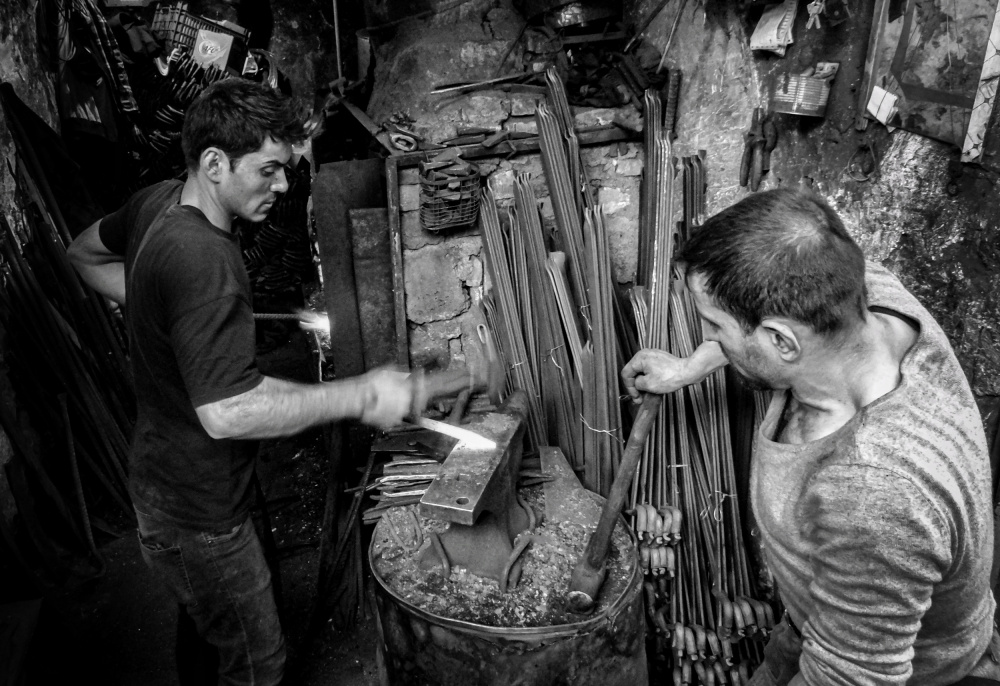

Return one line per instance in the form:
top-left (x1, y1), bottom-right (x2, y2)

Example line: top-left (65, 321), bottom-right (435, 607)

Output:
top-left (68, 80), bottom-right (421, 686)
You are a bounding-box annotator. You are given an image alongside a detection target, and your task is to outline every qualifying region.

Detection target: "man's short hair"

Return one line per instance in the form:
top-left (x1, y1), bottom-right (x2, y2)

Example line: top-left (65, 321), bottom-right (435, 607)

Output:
top-left (181, 80), bottom-right (307, 171)
top-left (677, 187), bottom-right (867, 336)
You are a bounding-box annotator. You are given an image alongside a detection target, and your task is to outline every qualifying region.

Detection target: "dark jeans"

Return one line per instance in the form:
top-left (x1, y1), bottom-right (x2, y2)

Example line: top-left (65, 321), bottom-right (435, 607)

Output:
top-left (136, 510), bottom-right (286, 686)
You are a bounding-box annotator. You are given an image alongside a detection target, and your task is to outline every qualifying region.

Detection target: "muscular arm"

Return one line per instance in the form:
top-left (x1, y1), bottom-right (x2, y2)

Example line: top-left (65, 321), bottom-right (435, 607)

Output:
top-left (67, 219), bottom-right (126, 304)
top-left (621, 341), bottom-right (728, 402)
top-left (195, 369), bottom-right (414, 439)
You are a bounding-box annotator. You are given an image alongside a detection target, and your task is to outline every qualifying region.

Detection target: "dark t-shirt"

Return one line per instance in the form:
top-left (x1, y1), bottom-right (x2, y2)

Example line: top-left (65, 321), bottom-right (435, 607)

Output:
top-left (100, 180), bottom-right (263, 531)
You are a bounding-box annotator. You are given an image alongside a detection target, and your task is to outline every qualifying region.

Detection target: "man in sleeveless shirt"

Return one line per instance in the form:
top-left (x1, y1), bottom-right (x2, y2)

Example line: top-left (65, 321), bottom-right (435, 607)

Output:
top-left (68, 80), bottom-right (422, 685)
top-left (622, 188), bottom-right (999, 685)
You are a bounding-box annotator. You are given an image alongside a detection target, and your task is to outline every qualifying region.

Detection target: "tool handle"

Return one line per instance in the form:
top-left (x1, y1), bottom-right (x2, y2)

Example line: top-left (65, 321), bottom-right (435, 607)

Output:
top-left (417, 367), bottom-right (476, 403)
top-left (750, 141), bottom-right (765, 192)
top-left (569, 393), bottom-right (663, 609)
top-left (739, 142), bottom-right (753, 188)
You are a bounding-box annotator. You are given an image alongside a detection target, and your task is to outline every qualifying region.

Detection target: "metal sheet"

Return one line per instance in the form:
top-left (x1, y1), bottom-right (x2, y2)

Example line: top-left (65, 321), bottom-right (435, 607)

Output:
top-left (348, 208), bottom-right (398, 370)
top-left (313, 158), bottom-right (385, 377)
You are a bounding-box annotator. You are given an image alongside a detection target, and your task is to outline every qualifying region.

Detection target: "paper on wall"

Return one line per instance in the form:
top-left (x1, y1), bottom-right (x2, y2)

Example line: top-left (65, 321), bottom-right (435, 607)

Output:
top-left (751, 0), bottom-right (799, 56)
top-left (866, 86), bottom-right (899, 125)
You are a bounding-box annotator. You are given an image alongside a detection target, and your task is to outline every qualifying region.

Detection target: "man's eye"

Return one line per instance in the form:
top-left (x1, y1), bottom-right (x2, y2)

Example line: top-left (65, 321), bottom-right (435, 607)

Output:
top-left (261, 169), bottom-right (275, 177)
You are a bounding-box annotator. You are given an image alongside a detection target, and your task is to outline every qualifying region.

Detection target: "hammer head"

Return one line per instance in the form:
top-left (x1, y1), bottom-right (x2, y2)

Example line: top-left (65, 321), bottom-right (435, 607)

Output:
top-left (567, 560), bottom-right (607, 614)
top-left (410, 333), bottom-right (505, 412)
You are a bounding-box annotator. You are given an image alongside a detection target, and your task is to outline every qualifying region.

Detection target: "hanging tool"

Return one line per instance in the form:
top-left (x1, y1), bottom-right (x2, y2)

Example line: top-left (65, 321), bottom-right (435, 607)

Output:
top-left (567, 393), bottom-right (664, 613)
top-left (739, 107), bottom-right (766, 192)
top-left (761, 112), bottom-right (778, 173)
top-left (806, 0), bottom-right (825, 29)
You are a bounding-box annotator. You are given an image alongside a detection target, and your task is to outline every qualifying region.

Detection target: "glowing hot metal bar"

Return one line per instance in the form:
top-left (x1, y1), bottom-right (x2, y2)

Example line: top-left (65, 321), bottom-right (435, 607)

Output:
top-left (407, 417), bottom-right (497, 451)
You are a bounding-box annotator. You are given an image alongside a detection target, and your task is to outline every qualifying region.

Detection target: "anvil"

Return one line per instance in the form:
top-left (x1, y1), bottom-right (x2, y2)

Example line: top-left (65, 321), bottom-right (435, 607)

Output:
top-left (417, 391), bottom-right (531, 583)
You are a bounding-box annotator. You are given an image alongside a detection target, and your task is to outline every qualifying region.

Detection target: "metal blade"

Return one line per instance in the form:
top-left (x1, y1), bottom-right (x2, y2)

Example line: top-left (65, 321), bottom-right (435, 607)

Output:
top-left (406, 417), bottom-right (497, 451)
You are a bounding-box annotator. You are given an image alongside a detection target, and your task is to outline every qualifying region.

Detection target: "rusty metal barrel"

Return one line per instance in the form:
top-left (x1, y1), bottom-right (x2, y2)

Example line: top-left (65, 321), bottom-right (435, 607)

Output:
top-left (370, 519), bottom-right (646, 685)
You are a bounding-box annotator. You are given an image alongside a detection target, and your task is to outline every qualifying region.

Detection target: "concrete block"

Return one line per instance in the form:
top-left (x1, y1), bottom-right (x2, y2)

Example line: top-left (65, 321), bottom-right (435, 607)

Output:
top-left (403, 237), bottom-right (483, 324)
top-left (613, 158), bottom-right (644, 176)
top-left (400, 184), bottom-right (420, 212)
top-left (604, 211), bottom-right (638, 284)
top-left (404, 246), bottom-right (468, 324)
top-left (400, 167), bottom-right (420, 185)
top-left (573, 107), bottom-right (617, 128)
top-left (510, 154), bottom-right (543, 177)
top-left (505, 118), bottom-right (538, 135)
top-left (460, 94), bottom-right (508, 131)
top-left (402, 210), bottom-right (445, 250)
top-left (509, 94), bottom-right (543, 117)
top-left (409, 320), bottom-right (462, 370)
top-left (598, 187), bottom-right (630, 215)
top-left (490, 169), bottom-right (515, 200)
top-left (538, 196), bottom-right (554, 220)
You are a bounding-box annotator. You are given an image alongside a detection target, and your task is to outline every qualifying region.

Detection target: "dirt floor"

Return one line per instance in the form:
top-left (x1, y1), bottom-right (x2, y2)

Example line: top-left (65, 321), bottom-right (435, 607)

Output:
top-left (20, 328), bottom-right (383, 686)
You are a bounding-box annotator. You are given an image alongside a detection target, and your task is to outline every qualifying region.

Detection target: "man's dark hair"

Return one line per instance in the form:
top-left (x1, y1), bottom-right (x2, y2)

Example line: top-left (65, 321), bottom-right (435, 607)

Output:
top-left (677, 187), bottom-right (867, 336)
top-left (181, 79), bottom-right (307, 171)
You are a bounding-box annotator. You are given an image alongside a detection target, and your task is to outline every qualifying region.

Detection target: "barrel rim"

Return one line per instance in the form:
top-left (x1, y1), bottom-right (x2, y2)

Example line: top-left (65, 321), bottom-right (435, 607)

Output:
top-left (369, 508), bottom-right (641, 640)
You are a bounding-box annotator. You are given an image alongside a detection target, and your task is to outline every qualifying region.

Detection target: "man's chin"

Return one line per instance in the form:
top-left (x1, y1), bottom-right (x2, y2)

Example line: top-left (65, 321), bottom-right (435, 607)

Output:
top-left (239, 210), bottom-right (270, 223)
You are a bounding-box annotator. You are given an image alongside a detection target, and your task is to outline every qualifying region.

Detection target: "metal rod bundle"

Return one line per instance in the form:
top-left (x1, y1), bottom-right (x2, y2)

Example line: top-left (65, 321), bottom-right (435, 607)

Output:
top-left (626, 103), bottom-right (771, 679)
top-left (479, 185), bottom-right (546, 448)
top-left (0, 203), bottom-right (135, 582)
top-left (476, 70), bottom-right (632, 494)
top-left (536, 103), bottom-right (589, 335)
top-left (512, 174), bottom-right (583, 467)
top-left (583, 208), bottom-right (624, 492)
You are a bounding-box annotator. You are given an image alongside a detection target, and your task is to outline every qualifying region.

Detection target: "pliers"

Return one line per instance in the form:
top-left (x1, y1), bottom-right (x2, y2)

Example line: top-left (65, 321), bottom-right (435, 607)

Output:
top-left (739, 108), bottom-right (778, 192)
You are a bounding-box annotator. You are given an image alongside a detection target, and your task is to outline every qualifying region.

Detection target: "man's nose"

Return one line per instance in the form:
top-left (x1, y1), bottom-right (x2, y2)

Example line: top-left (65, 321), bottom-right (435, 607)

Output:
top-left (270, 168), bottom-right (288, 193)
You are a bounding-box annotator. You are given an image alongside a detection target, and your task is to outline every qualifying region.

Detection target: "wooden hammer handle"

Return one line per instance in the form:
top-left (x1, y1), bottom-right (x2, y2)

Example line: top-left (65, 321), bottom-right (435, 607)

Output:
top-left (573, 394), bottom-right (663, 590)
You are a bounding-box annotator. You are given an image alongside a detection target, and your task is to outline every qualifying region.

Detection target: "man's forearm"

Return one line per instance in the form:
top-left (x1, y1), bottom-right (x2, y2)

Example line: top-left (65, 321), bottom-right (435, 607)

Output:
top-left (67, 220), bottom-right (127, 304)
top-left (197, 376), bottom-right (369, 440)
top-left (686, 341), bottom-right (729, 383)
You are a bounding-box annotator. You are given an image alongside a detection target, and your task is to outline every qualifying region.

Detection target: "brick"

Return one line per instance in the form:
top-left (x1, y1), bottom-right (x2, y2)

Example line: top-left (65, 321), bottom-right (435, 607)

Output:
top-left (400, 184), bottom-right (420, 211)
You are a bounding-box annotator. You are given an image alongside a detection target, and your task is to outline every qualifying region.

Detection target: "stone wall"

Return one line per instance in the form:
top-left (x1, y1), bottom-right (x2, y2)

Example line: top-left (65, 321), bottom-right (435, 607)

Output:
top-left (399, 139), bottom-right (642, 371)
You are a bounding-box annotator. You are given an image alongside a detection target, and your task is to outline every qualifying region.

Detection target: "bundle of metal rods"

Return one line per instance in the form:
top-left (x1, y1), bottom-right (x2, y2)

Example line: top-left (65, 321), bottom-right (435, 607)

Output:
top-left (0, 176), bottom-right (135, 582)
top-left (627, 91), bottom-right (771, 682)
top-left (478, 68), bottom-right (626, 495)
top-left (480, 186), bottom-right (547, 447)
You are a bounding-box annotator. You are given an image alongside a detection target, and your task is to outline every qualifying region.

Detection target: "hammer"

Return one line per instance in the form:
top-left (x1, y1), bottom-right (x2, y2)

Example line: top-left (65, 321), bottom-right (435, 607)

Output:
top-left (567, 393), bottom-right (663, 613)
top-left (412, 325), bottom-right (506, 412)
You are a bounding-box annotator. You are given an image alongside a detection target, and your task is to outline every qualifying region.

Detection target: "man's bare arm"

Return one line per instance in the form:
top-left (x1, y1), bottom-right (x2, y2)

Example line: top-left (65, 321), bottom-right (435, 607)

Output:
top-left (621, 341), bottom-right (729, 402)
top-left (67, 219), bottom-right (126, 304)
top-left (196, 369), bottom-right (418, 439)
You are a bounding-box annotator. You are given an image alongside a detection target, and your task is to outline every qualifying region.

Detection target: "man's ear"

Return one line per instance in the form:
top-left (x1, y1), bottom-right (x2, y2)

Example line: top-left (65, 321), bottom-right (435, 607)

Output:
top-left (199, 148), bottom-right (228, 182)
top-left (760, 318), bottom-right (801, 362)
